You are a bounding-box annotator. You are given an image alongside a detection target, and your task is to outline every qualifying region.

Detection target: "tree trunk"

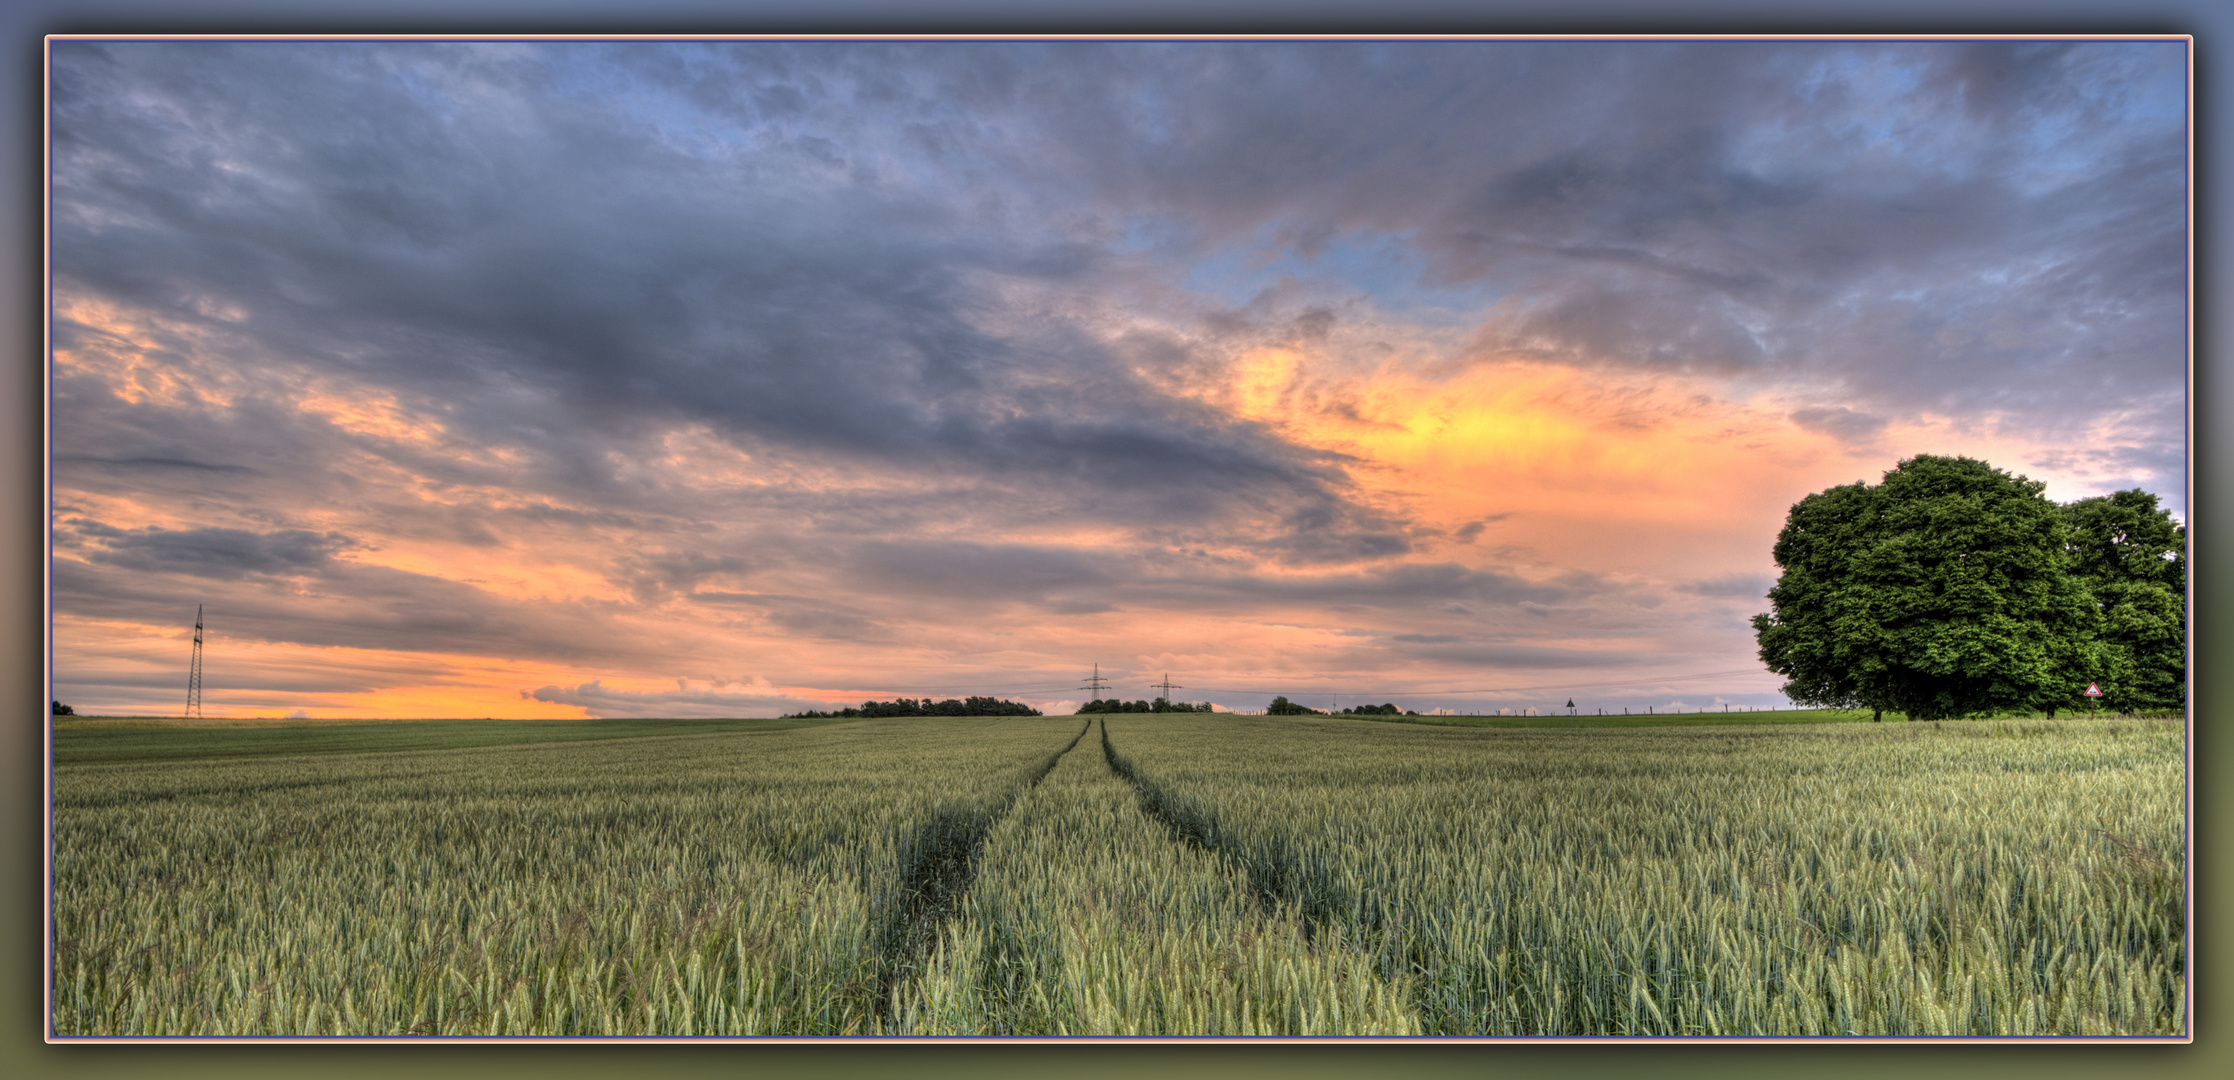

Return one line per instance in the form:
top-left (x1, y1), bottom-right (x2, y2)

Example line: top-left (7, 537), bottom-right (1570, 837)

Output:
top-left (1872, 709), bottom-right (1882, 722)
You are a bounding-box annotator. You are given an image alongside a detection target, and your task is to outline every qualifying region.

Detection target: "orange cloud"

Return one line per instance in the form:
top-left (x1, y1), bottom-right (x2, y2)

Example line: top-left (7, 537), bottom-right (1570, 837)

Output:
top-left (52, 294), bottom-right (239, 410)
top-left (1201, 347), bottom-right (1873, 580)
top-left (296, 388), bottom-right (446, 446)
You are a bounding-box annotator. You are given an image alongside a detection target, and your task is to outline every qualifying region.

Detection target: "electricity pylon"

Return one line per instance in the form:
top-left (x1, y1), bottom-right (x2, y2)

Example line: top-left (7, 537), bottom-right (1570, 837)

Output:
top-left (1079, 664), bottom-right (1111, 701)
top-left (184, 605), bottom-right (204, 719)
top-left (1153, 673), bottom-right (1183, 700)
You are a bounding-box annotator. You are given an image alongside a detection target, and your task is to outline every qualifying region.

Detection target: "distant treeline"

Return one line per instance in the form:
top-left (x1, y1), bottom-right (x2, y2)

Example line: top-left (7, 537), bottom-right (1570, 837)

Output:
top-left (1075, 698), bottom-right (1215, 714)
top-left (1335, 703), bottom-right (1411, 716)
top-left (1266, 696), bottom-right (1415, 716)
top-left (782, 696), bottom-right (1042, 719)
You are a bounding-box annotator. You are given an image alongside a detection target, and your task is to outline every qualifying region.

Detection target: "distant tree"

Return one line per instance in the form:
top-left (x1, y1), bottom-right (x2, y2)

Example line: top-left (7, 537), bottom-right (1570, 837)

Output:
top-left (51, 700), bottom-right (73, 716)
top-left (1265, 696), bottom-right (1323, 716)
top-left (2061, 490), bottom-right (2186, 712)
top-left (1752, 455), bottom-right (2102, 721)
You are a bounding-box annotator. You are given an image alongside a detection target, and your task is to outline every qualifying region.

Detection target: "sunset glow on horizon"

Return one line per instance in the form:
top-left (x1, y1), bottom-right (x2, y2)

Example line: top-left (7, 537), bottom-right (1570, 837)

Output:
top-left (48, 39), bottom-right (2188, 719)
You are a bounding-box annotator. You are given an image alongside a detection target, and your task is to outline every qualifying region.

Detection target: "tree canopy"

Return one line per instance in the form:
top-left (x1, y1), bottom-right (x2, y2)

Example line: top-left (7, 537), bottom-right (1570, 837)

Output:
top-left (1751, 455), bottom-right (2176, 721)
top-left (2061, 489), bottom-right (2186, 711)
top-left (1076, 697), bottom-right (1214, 714)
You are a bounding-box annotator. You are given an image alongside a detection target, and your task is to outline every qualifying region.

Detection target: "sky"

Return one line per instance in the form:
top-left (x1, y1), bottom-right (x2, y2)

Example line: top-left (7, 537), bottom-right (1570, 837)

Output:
top-left (45, 38), bottom-right (2189, 719)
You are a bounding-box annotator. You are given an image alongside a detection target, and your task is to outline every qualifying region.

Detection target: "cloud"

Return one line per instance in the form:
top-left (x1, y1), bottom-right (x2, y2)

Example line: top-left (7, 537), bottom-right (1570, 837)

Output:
top-left (49, 41), bottom-right (1397, 560)
top-left (52, 40), bottom-right (2185, 490)
top-left (844, 540), bottom-right (1115, 604)
top-left (53, 516), bottom-right (690, 670)
top-left (522, 678), bottom-right (838, 719)
top-left (1372, 637), bottom-right (1639, 670)
top-left (66, 522), bottom-right (359, 580)
top-left (54, 455), bottom-right (258, 474)
top-left (690, 591), bottom-right (892, 642)
top-left (1153, 561), bottom-right (1584, 613)
top-left (1676, 573), bottom-right (1776, 600)
top-left (1788, 406), bottom-right (1887, 443)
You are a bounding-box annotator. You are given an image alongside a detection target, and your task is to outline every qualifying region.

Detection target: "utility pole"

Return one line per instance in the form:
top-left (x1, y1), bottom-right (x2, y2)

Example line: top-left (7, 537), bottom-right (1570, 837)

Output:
top-left (184, 605), bottom-right (204, 719)
top-left (1079, 664), bottom-right (1111, 701)
top-left (1153, 673), bottom-right (1183, 699)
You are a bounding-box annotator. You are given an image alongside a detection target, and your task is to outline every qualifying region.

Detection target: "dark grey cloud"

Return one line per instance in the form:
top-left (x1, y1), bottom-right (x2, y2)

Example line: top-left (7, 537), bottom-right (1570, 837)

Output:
top-left (961, 40), bottom-right (2180, 431)
top-left (615, 550), bottom-right (756, 606)
top-left (65, 521), bottom-right (358, 580)
top-left (844, 540), bottom-right (1113, 604)
top-left (1676, 573), bottom-right (1775, 600)
top-left (807, 538), bottom-right (1570, 617)
top-left (1449, 514), bottom-right (1514, 545)
top-left (48, 41), bottom-right (1394, 563)
top-left (54, 455), bottom-right (258, 474)
top-left (1928, 42), bottom-right (2091, 123)
top-left (48, 40), bottom-right (2183, 526)
top-left (690, 591), bottom-right (891, 642)
top-left (1788, 406), bottom-right (1886, 443)
top-left (1164, 560), bottom-right (1582, 612)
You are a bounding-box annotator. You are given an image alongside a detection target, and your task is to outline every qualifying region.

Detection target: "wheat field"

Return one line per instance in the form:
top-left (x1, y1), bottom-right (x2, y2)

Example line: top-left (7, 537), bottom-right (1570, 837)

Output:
top-left (50, 713), bottom-right (2185, 1037)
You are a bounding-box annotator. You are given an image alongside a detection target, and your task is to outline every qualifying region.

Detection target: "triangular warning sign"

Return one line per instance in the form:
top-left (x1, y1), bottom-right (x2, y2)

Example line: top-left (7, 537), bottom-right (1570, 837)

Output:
top-left (2084, 683), bottom-right (2103, 697)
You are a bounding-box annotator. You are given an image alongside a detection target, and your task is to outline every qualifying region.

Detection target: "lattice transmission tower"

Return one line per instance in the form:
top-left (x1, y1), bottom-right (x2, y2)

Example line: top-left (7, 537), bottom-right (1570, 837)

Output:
top-left (1078, 663), bottom-right (1111, 701)
top-left (1152, 673), bottom-right (1183, 700)
top-left (184, 605), bottom-right (204, 719)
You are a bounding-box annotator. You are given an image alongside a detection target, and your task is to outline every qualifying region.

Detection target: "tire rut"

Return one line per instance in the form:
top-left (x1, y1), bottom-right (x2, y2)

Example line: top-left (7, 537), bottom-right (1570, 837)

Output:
top-left (871, 720), bottom-right (1090, 1029)
top-left (1097, 718), bottom-right (1337, 949)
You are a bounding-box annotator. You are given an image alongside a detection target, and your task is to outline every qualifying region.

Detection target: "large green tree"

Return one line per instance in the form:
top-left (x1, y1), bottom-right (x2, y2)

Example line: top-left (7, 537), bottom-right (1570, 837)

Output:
top-left (1752, 455), bottom-right (2103, 721)
top-left (2061, 489), bottom-right (2186, 711)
